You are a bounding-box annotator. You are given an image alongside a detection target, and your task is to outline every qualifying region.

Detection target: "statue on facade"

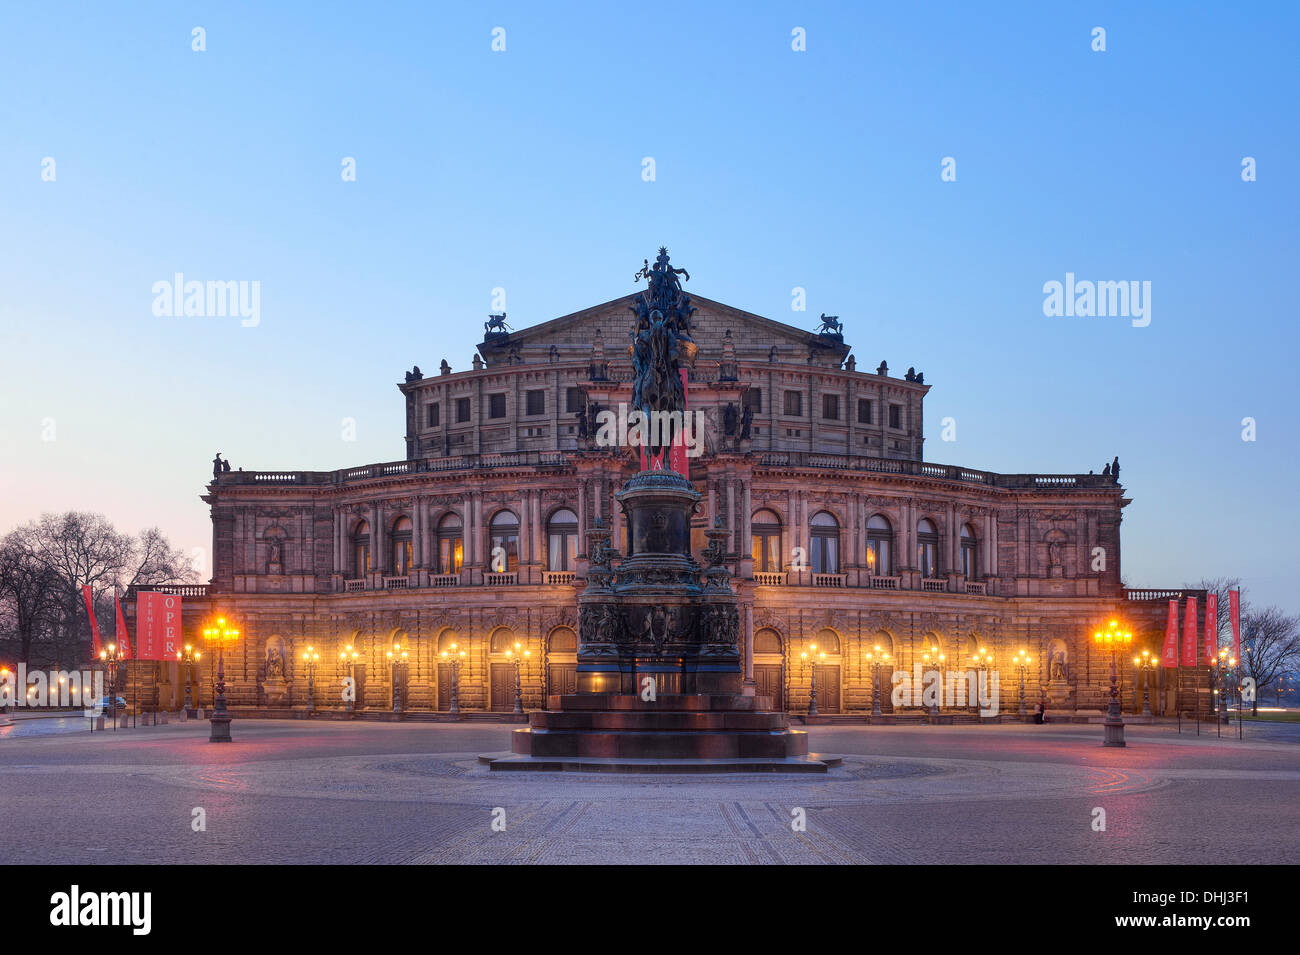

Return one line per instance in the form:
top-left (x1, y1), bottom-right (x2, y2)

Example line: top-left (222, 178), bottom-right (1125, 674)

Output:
top-left (1111, 456), bottom-right (1121, 483)
top-left (723, 402), bottom-right (737, 437)
top-left (1050, 651), bottom-right (1067, 682)
top-left (739, 404), bottom-right (753, 440)
top-left (222, 458), bottom-right (231, 473)
top-left (266, 648), bottom-right (285, 679)
top-left (877, 360), bottom-right (888, 376)
top-left (212, 452), bottom-right (224, 478)
top-left (484, 313), bottom-right (512, 335)
top-left (267, 537), bottom-right (283, 569)
top-left (404, 365), bottom-right (422, 382)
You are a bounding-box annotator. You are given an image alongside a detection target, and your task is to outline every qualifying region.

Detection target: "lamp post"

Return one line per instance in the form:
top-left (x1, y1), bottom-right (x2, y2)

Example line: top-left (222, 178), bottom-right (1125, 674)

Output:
top-left (1011, 649), bottom-right (1032, 718)
top-left (1093, 618), bottom-right (1132, 747)
top-left (386, 643), bottom-right (409, 715)
top-left (800, 644), bottom-right (825, 717)
top-left (1216, 648), bottom-right (1237, 726)
top-left (1133, 649), bottom-right (1155, 716)
top-left (863, 645), bottom-right (891, 717)
top-left (202, 617), bottom-right (240, 743)
top-left (98, 642), bottom-right (122, 727)
top-left (440, 644), bottom-right (466, 715)
top-left (177, 643), bottom-right (201, 715)
top-left (921, 645), bottom-right (946, 717)
top-left (970, 648), bottom-right (993, 714)
top-left (301, 645), bottom-right (319, 715)
top-left (504, 642), bottom-right (531, 715)
top-left (339, 644), bottom-right (359, 714)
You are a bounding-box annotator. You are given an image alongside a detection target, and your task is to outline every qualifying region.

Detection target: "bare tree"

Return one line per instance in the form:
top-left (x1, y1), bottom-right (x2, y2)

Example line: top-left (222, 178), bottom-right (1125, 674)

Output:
top-left (1239, 607), bottom-right (1300, 715)
top-left (0, 513), bottom-right (196, 666)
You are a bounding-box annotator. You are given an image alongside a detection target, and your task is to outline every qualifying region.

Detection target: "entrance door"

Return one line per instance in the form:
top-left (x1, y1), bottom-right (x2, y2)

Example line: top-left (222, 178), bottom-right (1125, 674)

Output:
top-left (815, 665), bottom-right (841, 713)
top-left (490, 663), bottom-right (515, 712)
top-left (754, 664), bottom-right (785, 711)
top-left (437, 664), bottom-right (453, 711)
top-left (547, 662), bottom-right (577, 698)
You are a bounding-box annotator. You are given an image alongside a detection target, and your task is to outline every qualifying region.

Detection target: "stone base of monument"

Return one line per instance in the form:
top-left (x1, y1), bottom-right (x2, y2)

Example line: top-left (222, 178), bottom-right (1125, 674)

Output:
top-left (481, 693), bottom-right (840, 773)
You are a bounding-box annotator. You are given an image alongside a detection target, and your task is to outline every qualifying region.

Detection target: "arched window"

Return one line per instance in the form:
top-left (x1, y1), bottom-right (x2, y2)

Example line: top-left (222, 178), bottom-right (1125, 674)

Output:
top-left (436, 514), bottom-right (463, 575)
top-left (548, 627), bottom-right (577, 654)
top-left (437, 629), bottom-right (461, 654)
top-left (917, 518), bottom-right (939, 578)
top-left (809, 511), bottom-right (839, 574)
top-left (814, 629), bottom-right (840, 654)
top-left (754, 629), bottom-right (782, 654)
top-left (391, 517), bottom-right (413, 576)
top-left (960, 523), bottom-right (978, 578)
top-left (489, 627), bottom-right (518, 654)
top-left (352, 520), bottom-right (371, 576)
top-left (488, 510), bottom-right (519, 573)
top-left (547, 508), bottom-right (578, 571)
top-left (751, 509), bottom-right (782, 572)
top-left (866, 514), bottom-right (892, 576)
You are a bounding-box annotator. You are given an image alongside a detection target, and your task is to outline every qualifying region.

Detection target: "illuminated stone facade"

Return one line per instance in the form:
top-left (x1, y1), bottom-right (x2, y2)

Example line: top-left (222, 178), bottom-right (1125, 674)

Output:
top-left (139, 292), bottom-right (1202, 718)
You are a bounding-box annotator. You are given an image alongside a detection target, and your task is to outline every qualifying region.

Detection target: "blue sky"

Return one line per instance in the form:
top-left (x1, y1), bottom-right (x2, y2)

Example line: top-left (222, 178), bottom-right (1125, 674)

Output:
top-left (0, 2), bottom-right (1296, 613)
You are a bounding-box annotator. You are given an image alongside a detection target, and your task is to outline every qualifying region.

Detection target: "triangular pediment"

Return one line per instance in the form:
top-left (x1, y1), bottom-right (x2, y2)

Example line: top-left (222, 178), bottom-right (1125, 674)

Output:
top-left (477, 293), bottom-right (850, 368)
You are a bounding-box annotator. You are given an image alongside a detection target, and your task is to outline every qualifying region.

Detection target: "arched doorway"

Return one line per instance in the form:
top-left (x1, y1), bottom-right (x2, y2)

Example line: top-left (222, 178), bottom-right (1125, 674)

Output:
top-left (812, 628), bottom-right (842, 713)
top-left (488, 627), bottom-right (518, 711)
top-left (546, 627), bottom-right (578, 698)
top-left (435, 629), bottom-right (463, 711)
top-left (753, 628), bottom-right (784, 710)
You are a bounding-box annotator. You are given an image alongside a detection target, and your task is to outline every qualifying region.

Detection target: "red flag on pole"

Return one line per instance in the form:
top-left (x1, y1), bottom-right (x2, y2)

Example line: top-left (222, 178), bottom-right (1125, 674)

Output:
top-left (1160, 599), bottom-right (1179, 668)
top-left (1205, 592), bottom-right (1218, 665)
top-left (1229, 589), bottom-right (1241, 659)
top-left (81, 585), bottom-right (103, 656)
top-left (115, 588), bottom-right (134, 659)
top-left (1181, 597), bottom-right (1198, 667)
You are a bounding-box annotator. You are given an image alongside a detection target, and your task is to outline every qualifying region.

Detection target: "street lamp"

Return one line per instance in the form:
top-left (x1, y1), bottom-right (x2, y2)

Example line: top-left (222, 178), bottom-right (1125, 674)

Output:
top-left (98, 642), bottom-right (123, 726)
top-left (1011, 649), bottom-right (1032, 717)
top-left (386, 643), bottom-right (409, 715)
top-left (1216, 647), bottom-right (1237, 726)
top-left (177, 643), bottom-right (201, 715)
top-left (921, 645), bottom-right (946, 717)
top-left (970, 648), bottom-right (994, 714)
top-left (202, 616), bottom-right (240, 743)
top-left (863, 645), bottom-right (891, 717)
top-left (1133, 649), bottom-right (1155, 717)
top-left (339, 644), bottom-right (360, 714)
top-left (504, 642), bottom-right (531, 715)
top-left (1093, 618), bottom-right (1132, 747)
top-left (439, 643), bottom-right (466, 715)
top-left (301, 645), bottom-right (319, 714)
top-left (799, 643), bottom-right (826, 717)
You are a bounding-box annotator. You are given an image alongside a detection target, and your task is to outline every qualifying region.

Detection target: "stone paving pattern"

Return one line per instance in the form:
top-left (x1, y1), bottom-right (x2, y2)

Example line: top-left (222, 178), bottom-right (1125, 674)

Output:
top-left (1, 719), bottom-right (1295, 864)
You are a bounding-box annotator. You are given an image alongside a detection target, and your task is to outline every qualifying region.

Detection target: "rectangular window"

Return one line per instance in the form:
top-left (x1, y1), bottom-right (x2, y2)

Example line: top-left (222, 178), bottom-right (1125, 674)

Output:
top-left (857, 399), bottom-right (872, 425)
top-left (783, 391), bottom-right (802, 416)
top-left (822, 394), bottom-right (839, 420)
top-left (565, 387), bottom-right (584, 413)
top-left (488, 393), bottom-right (506, 419)
top-left (525, 389), bottom-right (545, 416)
top-left (426, 403), bottom-right (440, 428)
top-left (742, 389), bottom-right (762, 414)
top-left (455, 397), bottom-right (471, 423)
top-left (889, 404), bottom-right (902, 429)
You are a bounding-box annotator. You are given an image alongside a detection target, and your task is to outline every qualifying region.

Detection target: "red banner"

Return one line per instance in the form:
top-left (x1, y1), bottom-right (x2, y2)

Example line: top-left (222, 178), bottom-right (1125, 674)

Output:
top-left (1205, 592), bottom-right (1218, 665)
top-left (81, 585), bottom-right (102, 655)
top-left (1161, 599), bottom-right (1179, 667)
top-left (1229, 589), bottom-right (1241, 659)
top-left (134, 591), bottom-right (182, 661)
top-left (115, 589), bottom-right (133, 658)
top-left (1181, 597), bottom-right (1198, 667)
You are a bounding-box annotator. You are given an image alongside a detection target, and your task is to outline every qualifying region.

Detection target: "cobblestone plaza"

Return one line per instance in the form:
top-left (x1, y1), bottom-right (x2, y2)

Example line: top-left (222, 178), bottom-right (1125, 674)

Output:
top-left (2, 719), bottom-right (1294, 865)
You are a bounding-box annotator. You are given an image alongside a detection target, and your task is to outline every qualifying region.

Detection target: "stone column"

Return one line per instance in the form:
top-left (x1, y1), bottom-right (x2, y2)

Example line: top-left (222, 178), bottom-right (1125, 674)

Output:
top-left (577, 479), bottom-right (587, 554)
top-left (530, 489), bottom-right (543, 566)
top-left (727, 477), bottom-right (736, 554)
top-left (743, 603), bottom-right (755, 691)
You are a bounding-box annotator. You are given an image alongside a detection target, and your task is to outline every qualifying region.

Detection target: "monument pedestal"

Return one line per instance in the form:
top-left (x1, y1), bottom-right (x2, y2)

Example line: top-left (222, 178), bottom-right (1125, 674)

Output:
top-left (484, 693), bottom-right (837, 772)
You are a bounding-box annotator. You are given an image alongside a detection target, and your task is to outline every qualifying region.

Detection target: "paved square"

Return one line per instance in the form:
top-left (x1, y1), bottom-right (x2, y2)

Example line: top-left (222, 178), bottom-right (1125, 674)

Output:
top-left (1, 718), bottom-right (1295, 864)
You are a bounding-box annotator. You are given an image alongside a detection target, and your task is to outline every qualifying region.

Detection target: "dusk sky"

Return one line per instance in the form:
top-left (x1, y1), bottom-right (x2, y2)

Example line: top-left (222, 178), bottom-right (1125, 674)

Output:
top-left (1, 2), bottom-right (1295, 613)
